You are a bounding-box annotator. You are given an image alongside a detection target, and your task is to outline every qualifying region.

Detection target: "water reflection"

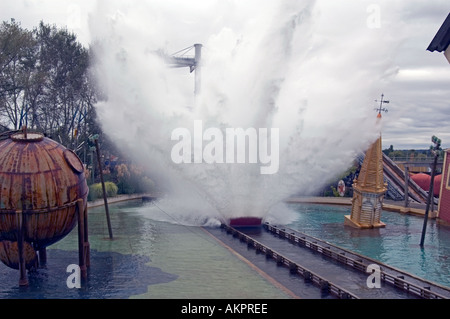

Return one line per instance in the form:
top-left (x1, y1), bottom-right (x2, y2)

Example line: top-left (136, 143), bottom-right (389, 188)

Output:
top-left (0, 249), bottom-right (177, 299)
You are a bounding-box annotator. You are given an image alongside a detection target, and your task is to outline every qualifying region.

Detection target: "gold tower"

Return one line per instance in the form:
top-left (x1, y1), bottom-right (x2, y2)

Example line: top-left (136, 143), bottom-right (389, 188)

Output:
top-left (345, 112), bottom-right (387, 228)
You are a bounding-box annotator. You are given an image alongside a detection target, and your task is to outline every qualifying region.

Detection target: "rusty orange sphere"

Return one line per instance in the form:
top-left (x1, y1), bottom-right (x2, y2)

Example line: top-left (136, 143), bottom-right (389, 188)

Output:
top-left (0, 131), bottom-right (88, 251)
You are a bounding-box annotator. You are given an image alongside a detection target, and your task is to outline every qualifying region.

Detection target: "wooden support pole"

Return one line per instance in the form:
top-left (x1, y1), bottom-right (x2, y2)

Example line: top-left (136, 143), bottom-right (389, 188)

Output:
top-left (38, 248), bottom-right (47, 266)
top-left (77, 199), bottom-right (87, 280)
top-left (84, 203), bottom-right (90, 268)
top-left (420, 151), bottom-right (439, 247)
top-left (16, 211), bottom-right (28, 286)
top-left (404, 166), bottom-right (409, 208)
top-left (94, 139), bottom-right (113, 239)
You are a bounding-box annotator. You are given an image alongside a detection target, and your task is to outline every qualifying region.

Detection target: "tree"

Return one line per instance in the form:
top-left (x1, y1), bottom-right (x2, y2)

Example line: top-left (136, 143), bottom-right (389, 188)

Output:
top-left (0, 19), bottom-right (128, 186)
top-left (383, 144), bottom-right (394, 156)
top-left (0, 20), bottom-right (99, 158)
top-left (0, 19), bottom-right (37, 130)
top-left (388, 150), bottom-right (404, 160)
top-left (34, 21), bottom-right (93, 149)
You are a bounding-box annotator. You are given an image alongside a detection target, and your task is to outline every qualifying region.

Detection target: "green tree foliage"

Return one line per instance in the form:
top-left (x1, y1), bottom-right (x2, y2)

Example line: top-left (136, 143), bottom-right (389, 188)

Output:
top-left (114, 163), bottom-right (156, 195)
top-left (0, 19), bottom-right (37, 130)
top-left (88, 182), bottom-right (118, 201)
top-left (0, 19), bottom-right (157, 194)
top-left (383, 146), bottom-right (444, 161)
top-left (0, 19), bottom-right (98, 156)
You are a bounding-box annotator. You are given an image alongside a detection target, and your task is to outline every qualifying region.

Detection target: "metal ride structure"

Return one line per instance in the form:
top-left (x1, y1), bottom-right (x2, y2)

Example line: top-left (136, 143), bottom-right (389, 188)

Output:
top-left (161, 44), bottom-right (203, 95)
top-left (0, 127), bottom-right (90, 286)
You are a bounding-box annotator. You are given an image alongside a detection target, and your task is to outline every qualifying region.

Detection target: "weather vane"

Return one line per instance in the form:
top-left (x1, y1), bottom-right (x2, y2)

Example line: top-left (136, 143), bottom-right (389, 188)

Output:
top-left (374, 93), bottom-right (389, 117)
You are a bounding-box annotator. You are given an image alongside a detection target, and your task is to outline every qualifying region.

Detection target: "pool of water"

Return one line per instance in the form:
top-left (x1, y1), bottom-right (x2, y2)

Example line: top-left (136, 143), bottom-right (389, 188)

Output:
top-left (0, 200), bottom-right (292, 299)
top-left (1, 199), bottom-right (448, 298)
top-left (286, 203), bottom-right (450, 288)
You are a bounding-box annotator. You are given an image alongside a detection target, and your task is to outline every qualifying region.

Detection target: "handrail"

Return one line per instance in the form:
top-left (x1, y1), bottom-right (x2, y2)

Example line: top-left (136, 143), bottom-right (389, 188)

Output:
top-left (389, 157), bottom-right (443, 163)
top-left (264, 223), bottom-right (449, 299)
top-left (383, 153), bottom-right (429, 203)
top-left (221, 224), bottom-right (359, 299)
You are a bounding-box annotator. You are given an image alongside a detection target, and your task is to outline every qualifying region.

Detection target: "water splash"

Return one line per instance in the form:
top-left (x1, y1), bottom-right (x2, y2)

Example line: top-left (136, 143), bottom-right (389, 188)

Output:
top-left (89, 0), bottom-right (399, 225)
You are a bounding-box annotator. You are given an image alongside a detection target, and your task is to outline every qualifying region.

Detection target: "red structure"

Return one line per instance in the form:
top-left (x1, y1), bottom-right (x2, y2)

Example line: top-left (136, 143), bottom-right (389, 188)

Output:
top-left (438, 149), bottom-right (450, 224)
top-left (229, 217), bottom-right (262, 227)
top-left (411, 173), bottom-right (442, 197)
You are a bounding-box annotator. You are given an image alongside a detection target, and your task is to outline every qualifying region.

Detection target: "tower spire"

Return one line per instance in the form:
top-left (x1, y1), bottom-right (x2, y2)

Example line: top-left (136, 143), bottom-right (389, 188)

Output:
top-left (344, 94), bottom-right (389, 229)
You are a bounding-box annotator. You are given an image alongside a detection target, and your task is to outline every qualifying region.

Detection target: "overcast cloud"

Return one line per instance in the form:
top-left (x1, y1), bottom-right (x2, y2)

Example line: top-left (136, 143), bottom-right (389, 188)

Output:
top-left (1, 0), bottom-right (449, 150)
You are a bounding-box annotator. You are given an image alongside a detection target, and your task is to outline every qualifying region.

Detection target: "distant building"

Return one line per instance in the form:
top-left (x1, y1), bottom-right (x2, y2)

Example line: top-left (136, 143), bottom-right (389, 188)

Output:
top-left (427, 13), bottom-right (450, 64)
top-left (428, 13), bottom-right (450, 224)
top-left (438, 149), bottom-right (450, 224)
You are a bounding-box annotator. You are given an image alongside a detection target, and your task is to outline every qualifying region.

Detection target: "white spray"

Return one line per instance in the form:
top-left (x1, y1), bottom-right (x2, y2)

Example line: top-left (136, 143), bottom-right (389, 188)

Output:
top-left (89, 0), bottom-right (401, 225)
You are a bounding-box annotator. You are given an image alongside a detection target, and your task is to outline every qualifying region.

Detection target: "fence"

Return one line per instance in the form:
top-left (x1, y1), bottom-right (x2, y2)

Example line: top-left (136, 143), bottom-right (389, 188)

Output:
top-left (221, 223), bottom-right (359, 299)
top-left (263, 223), bottom-right (449, 299)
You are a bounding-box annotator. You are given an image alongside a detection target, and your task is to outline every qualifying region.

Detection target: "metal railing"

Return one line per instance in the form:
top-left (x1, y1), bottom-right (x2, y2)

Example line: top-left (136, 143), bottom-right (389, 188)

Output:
top-left (221, 223), bottom-right (359, 299)
top-left (389, 157), bottom-right (443, 163)
top-left (264, 223), bottom-right (449, 299)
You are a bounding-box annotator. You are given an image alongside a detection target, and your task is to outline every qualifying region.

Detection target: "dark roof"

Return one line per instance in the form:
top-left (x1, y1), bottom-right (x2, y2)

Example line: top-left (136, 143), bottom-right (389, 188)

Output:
top-left (427, 12), bottom-right (450, 52)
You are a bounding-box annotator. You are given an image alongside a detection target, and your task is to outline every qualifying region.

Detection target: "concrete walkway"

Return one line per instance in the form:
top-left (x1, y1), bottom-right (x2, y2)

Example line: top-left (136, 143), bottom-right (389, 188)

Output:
top-left (87, 193), bottom-right (157, 208)
top-left (286, 196), bottom-right (439, 219)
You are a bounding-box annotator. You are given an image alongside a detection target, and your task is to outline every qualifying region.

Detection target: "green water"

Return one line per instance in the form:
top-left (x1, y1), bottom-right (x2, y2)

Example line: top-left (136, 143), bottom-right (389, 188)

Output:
top-left (287, 203), bottom-right (450, 288)
top-left (48, 200), bottom-right (291, 299)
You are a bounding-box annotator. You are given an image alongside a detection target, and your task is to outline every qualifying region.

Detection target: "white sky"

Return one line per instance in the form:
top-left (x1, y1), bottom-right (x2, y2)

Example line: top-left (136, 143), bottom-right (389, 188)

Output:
top-left (1, 0), bottom-right (449, 150)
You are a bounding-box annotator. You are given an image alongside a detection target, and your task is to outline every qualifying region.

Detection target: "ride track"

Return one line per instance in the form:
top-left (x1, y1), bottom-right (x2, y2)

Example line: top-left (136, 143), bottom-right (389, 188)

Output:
top-left (205, 223), bottom-right (450, 299)
top-left (382, 153), bottom-right (430, 204)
